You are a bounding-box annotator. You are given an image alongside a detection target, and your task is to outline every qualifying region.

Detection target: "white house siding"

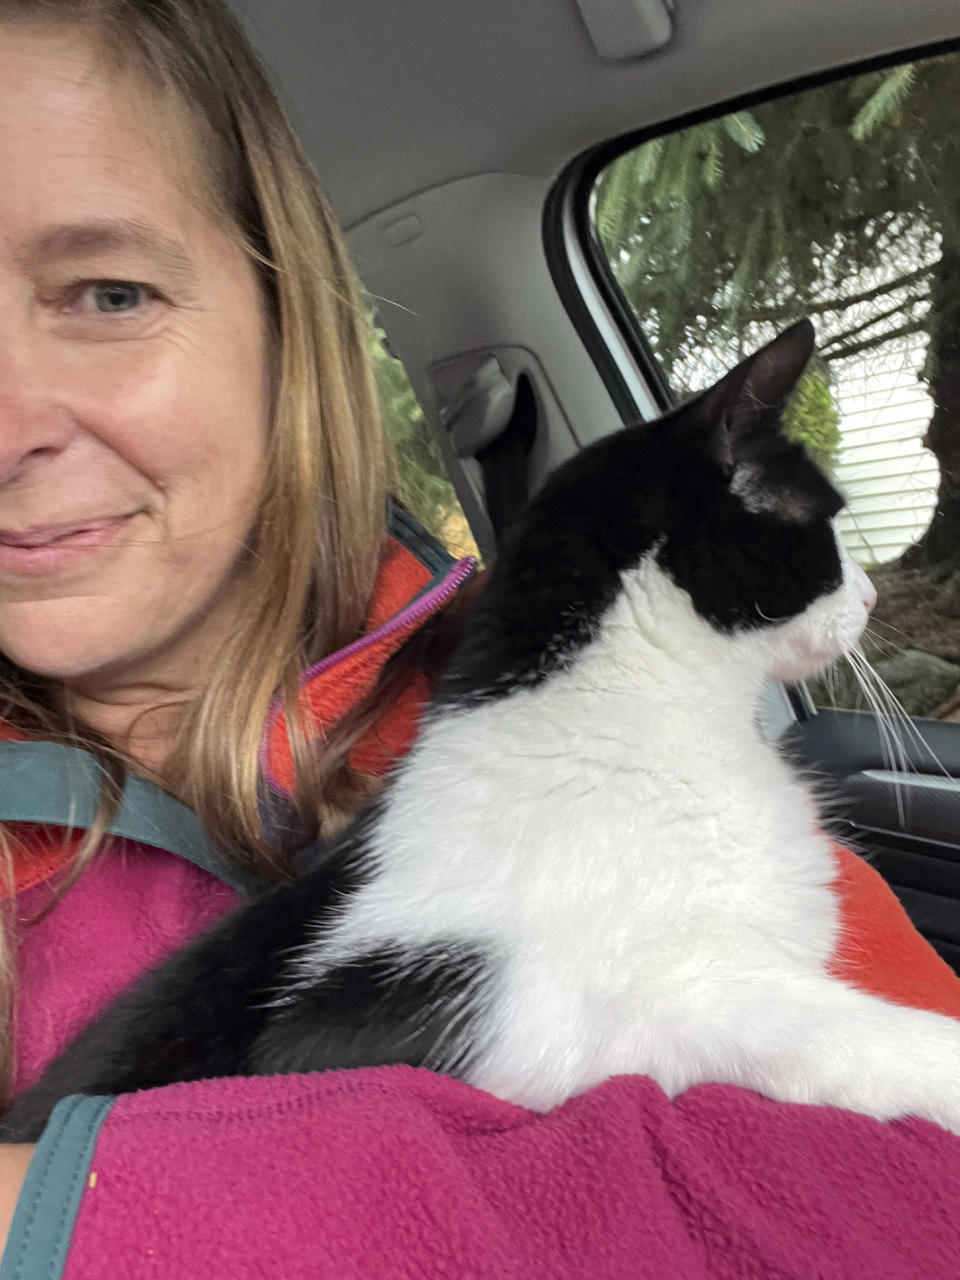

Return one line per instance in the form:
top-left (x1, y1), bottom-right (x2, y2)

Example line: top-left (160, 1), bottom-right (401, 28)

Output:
top-left (832, 337), bottom-right (938, 567)
top-left (668, 322), bottom-right (938, 570)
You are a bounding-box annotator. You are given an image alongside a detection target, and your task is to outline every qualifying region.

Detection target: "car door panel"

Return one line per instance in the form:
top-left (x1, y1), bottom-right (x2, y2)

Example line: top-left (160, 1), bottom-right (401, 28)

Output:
top-left (784, 708), bottom-right (960, 972)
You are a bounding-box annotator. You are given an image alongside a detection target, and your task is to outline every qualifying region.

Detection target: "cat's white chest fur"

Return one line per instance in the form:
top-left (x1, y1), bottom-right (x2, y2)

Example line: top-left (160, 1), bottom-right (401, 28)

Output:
top-left (316, 570), bottom-right (960, 1134)
top-left (362, 668), bottom-right (841, 1108)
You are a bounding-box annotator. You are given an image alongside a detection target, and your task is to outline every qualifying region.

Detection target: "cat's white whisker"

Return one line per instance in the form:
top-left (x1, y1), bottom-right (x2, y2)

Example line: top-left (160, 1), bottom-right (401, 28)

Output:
top-left (841, 642), bottom-right (951, 835)
top-left (856, 646), bottom-right (950, 777)
top-left (754, 603), bottom-right (789, 623)
top-left (845, 647), bottom-right (908, 822)
top-left (865, 616), bottom-right (911, 642)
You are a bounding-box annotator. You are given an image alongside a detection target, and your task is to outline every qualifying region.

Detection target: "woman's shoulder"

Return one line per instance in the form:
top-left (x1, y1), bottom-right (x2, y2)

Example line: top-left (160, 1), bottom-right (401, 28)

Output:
top-left (14, 838), bottom-right (239, 1095)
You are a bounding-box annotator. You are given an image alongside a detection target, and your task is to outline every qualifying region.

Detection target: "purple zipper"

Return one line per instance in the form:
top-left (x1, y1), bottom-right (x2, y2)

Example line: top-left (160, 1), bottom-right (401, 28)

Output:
top-left (259, 556), bottom-right (478, 795)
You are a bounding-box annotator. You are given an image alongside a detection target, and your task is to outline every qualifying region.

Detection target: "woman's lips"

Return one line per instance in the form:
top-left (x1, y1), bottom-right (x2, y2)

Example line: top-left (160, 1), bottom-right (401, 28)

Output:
top-left (0, 514), bottom-right (137, 577)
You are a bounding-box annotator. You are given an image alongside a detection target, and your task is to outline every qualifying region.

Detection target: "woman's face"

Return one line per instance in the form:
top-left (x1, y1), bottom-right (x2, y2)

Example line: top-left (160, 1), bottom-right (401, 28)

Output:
top-left (0, 29), bottom-right (271, 689)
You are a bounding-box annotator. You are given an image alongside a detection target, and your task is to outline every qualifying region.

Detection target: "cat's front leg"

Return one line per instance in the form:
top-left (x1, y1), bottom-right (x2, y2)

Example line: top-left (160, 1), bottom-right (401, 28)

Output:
top-left (693, 975), bottom-right (960, 1136)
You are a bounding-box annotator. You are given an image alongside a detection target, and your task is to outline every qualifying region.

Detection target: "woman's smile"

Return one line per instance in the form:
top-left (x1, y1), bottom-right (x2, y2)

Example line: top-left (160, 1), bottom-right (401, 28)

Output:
top-left (0, 513), bottom-right (139, 578)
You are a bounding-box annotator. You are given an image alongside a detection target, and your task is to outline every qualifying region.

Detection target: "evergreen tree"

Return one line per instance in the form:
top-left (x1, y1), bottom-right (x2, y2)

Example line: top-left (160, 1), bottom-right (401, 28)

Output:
top-left (366, 310), bottom-right (461, 539)
top-left (595, 51), bottom-right (960, 567)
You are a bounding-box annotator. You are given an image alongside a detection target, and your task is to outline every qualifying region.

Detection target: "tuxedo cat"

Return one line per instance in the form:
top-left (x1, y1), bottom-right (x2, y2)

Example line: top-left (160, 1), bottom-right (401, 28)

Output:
top-left (7, 319), bottom-right (960, 1145)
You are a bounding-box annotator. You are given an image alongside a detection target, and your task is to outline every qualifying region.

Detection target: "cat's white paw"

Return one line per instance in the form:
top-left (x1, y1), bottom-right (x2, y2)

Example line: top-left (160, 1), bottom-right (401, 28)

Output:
top-left (736, 985), bottom-right (960, 1136)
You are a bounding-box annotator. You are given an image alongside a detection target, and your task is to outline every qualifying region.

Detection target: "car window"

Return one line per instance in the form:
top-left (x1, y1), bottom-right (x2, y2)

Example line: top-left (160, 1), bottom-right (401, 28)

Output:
top-left (591, 49), bottom-right (960, 723)
top-left (368, 314), bottom-right (478, 559)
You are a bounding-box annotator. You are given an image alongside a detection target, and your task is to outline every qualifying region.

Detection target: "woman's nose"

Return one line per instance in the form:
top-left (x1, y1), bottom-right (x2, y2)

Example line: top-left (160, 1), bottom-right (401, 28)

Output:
top-left (0, 340), bottom-right (75, 484)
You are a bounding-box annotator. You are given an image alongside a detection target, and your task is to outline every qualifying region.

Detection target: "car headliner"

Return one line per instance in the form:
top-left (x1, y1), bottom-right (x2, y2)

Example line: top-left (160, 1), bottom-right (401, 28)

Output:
top-left (229, 0), bottom-right (958, 231)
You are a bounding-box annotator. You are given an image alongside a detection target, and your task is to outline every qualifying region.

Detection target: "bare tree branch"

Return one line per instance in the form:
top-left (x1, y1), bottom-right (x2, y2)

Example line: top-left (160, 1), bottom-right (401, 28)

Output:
top-left (742, 263), bottom-right (935, 324)
top-left (821, 318), bottom-right (928, 362)
top-left (818, 294), bottom-right (930, 353)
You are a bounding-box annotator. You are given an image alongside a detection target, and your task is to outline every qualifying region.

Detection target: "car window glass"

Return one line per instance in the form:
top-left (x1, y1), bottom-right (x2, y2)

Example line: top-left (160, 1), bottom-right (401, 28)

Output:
top-left (368, 313), bottom-right (478, 559)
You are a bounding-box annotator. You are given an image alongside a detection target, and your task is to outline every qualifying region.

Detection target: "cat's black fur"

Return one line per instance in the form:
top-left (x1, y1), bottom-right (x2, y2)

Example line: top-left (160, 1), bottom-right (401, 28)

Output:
top-left (439, 320), bottom-right (841, 706)
top-left (1, 319), bottom-right (844, 1142)
top-left (3, 809), bottom-right (489, 1137)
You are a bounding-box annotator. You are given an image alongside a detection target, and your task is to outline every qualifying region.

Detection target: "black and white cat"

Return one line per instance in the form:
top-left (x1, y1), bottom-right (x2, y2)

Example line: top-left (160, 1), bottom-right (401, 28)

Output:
top-left (7, 319), bottom-right (960, 1144)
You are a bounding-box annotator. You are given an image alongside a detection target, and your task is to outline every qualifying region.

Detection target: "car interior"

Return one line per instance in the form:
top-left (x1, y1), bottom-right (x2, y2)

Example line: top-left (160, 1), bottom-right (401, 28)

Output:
top-left (229, 0), bottom-right (960, 972)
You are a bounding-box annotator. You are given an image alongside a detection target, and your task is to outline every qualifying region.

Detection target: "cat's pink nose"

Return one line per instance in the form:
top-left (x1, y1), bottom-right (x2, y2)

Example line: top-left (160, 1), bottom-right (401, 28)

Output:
top-left (863, 581), bottom-right (878, 613)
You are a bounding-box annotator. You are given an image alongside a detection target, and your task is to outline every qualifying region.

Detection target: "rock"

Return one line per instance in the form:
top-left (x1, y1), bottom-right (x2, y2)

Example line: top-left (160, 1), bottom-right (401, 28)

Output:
top-left (807, 663), bottom-right (863, 711)
top-left (939, 571), bottom-right (960, 620)
top-left (808, 648), bottom-right (960, 718)
top-left (874, 649), bottom-right (960, 717)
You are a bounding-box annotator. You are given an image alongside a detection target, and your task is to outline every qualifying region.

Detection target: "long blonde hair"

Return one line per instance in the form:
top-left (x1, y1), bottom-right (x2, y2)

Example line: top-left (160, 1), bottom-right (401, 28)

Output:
top-left (0, 0), bottom-right (401, 1097)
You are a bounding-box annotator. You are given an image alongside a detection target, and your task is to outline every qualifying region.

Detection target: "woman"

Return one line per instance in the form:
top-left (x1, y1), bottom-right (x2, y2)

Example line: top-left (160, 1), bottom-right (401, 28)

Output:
top-left (0, 0), bottom-right (475, 1254)
top-left (0, 3), bottom-right (959, 1277)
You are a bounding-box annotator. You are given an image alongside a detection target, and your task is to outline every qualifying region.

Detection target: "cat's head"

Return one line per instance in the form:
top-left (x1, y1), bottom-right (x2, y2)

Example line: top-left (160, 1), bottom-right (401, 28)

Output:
top-left (642, 318), bottom-right (875, 682)
top-left (460, 320), bottom-right (875, 701)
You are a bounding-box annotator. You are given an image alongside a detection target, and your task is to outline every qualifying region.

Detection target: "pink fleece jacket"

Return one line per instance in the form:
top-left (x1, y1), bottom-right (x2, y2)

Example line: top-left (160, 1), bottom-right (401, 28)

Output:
top-left (5, 840), bottom-right (960, 1280)
top-left (2, 515), bottom-right (960, 1278)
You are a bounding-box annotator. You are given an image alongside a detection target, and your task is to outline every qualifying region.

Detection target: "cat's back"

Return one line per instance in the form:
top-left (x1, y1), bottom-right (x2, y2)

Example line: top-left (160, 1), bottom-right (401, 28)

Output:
top-left (345, 661), bottom-right (838, 971)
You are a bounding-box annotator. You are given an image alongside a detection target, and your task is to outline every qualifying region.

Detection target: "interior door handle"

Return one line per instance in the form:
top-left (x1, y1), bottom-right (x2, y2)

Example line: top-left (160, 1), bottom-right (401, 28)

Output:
top-left (843, 769), bottom-right (960, 843)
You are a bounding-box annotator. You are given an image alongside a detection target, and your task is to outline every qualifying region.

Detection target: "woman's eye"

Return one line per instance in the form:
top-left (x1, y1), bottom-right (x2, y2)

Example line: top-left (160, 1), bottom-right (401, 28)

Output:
top-left (47, 278), bottom-right (166, 338)
top-left (82, 281), bottom-right (148, 314)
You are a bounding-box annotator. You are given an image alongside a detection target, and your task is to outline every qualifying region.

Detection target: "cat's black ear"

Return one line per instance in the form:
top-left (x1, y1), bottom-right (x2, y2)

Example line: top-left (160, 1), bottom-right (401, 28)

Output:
top-left (698, 319), bottom-right (815, 476)
top-left (691, 319), bottom-right (841, 523)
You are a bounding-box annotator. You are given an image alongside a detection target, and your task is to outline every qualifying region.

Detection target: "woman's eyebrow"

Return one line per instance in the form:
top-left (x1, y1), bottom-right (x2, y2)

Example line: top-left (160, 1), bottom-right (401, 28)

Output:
top-left (18, 217), bottom-right (199, 285)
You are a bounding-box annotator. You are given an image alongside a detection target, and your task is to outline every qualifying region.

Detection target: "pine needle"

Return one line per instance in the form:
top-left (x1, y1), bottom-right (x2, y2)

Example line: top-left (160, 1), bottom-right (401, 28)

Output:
top-left (722, 111), bottom-right (766, 154)
top-left (851, 65), bottom-right (916, 141)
